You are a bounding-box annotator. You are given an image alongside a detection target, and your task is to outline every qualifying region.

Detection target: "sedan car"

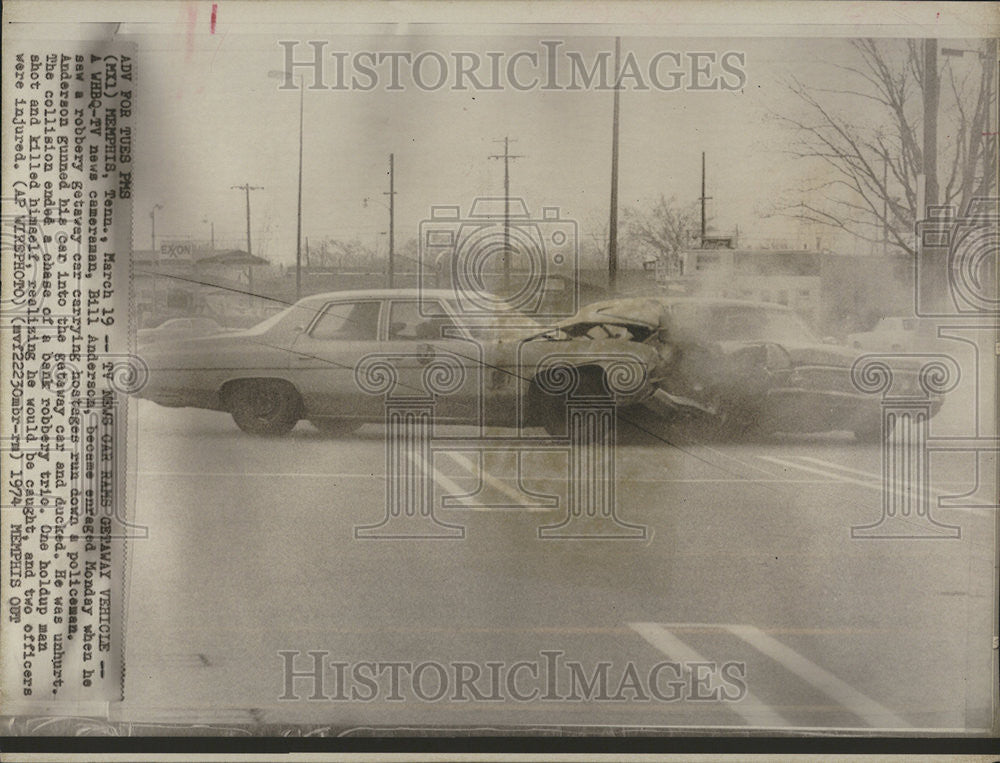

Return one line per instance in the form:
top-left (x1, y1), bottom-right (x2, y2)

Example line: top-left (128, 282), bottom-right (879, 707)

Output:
top-left (132, 289), bottom-right (662, 436)
top-left (137, 317), bottom-right (230, 346)
top-left (548, 297), bottom-right (942, 441)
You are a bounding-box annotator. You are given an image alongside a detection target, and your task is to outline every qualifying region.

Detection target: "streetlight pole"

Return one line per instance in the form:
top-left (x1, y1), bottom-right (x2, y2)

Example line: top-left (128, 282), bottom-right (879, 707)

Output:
top-left (296, 79), bottom-right (304, 301)
top-left (941, 42), bottom-right (997, 196)
top-left (268, 68), bottom-right (307, 301)
top-left (384, 153), bottom-right (395, 288)
top-left (609, 36), bottom-right (621, 292)
top-left (150, 203), bottom-right (163, 251)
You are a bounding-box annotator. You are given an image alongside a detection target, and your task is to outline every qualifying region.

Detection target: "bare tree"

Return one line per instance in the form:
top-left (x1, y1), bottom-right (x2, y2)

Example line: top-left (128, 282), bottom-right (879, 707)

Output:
top-left (311, 237), bottom-right (377, 269)
top-left (771, 39), bottom-right (996, 256)
top-left (622, 195), bottom-right (699, 271)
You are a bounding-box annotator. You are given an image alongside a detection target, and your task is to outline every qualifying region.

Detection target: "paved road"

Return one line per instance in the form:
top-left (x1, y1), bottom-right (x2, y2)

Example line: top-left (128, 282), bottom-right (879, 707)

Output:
top-left (120, 398), bottom-right (995, 733)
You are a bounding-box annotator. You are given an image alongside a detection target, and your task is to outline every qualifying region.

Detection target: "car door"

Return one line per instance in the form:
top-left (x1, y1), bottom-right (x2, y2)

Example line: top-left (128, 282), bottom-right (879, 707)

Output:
top-left (383, 298), bottom-right (484, 423)
top-left (288, 298), bottom-right (384, 419)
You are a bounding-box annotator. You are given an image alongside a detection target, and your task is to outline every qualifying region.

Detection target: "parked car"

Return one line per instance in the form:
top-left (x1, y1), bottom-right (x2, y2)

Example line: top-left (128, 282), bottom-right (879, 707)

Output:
top-left (548, 297), bottom-right (942, 441)
top-left (132, 289), bottom-right (662, 436)
top-left (137, 317), bottom-right (231, 346)
top-left (846, 316), bottom-right (936, 351)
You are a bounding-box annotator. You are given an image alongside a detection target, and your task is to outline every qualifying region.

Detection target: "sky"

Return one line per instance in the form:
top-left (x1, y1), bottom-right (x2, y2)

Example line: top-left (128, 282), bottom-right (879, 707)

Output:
top-left (120, 19), bottom-right (990, 264)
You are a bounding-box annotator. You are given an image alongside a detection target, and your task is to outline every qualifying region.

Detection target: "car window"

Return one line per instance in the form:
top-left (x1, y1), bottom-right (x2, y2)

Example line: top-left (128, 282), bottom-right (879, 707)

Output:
top-left (310, 301), bottom-right (381, 341)
top-left (387, 300), bottom-right (458, 341)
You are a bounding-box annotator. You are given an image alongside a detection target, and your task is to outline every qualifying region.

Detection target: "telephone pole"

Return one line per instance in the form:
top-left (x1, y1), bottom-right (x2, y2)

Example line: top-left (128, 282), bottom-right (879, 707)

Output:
top-left (922, 39), bottom-right (940, 213)
top-left (384, 153), bottom-right (396, 288)
top-left (698, 152), bottom-right (712, 246)
top-left (231, 183), bottom-right (263, 300)
top-left (231, 183), bottom-right (264, 255)
top-left (489, 136), bottom-right (524, 294)
top-left (608, 36), bottom-right (621, 291)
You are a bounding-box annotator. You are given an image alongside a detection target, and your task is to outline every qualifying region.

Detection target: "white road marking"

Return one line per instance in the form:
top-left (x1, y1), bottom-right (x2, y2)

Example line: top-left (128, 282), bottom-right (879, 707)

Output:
top-left (766, 457), bottom-right (992, 516)
top-left (757, 456), bottom-right (883, 492)
top-left (797, 456), bottom-right (882, 480)
top-left (628, 622), bottom-right (790, 728)
top-left (403, 449), bottom-right (469, 502)
top-left (439, 450), bottom-right (557, 512)
top-left (726, 624), bottom-right (910, 728)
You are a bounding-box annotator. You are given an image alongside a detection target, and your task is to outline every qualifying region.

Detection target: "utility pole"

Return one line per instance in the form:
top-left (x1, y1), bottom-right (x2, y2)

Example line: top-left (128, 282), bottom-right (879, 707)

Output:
top-left (922, 38), bottom-right (940, 214)
top-left (698, 152), bottom-right (712, 246)
top-left (608, 36), bottom-right (621, 291)
top-left (231, 183), bottom-right (263, 300)
top-left (384, 153), bottom-right (396, 288)
top-left (490, 136), bottom-right (524, 294)
top-left (882, 152), bottom-right (888, 256)
top-left (231, 183), bottom-right (263, 255)
top-left (202, 218), bottom-right (215, 251)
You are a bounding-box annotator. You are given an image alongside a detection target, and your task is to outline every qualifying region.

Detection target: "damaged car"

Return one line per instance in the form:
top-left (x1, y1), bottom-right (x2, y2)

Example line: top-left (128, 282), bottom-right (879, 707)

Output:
top-left (132, 288), bottom-right (661, 436)
top-left (547, 296), bottom-right (943, 441)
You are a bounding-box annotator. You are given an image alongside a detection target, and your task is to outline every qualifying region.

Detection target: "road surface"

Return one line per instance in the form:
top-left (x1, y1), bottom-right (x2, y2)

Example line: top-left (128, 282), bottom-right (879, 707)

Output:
top-left (119, 396), bottom-right (996, 734)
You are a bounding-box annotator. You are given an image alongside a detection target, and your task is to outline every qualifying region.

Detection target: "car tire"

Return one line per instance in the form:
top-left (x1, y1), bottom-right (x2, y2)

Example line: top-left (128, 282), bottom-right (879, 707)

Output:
top-left (310, 418), bottom-right (361, 437)
top-left (228, 379), bottom-right (301, 436)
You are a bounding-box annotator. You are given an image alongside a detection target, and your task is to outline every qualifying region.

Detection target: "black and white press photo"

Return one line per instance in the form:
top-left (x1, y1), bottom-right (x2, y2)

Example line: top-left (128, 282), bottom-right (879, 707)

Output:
top-left (1, 1), bottom-right (998, 757)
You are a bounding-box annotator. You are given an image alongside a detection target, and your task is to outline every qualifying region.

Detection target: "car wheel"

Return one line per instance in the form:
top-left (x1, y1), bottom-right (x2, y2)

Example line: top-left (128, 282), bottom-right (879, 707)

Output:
top-left (310, 418), bottom-right (361, 437)
top-left (228, 380), bottom-right (300, 436)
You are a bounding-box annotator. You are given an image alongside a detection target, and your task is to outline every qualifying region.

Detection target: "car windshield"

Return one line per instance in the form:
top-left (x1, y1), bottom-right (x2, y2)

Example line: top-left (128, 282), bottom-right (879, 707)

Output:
top-left (670, 303), bottom-right (818, 344)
